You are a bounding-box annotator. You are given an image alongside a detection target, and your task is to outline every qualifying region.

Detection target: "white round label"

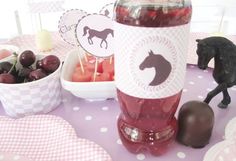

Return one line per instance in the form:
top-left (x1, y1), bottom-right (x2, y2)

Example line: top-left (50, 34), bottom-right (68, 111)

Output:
top-left (76, 14), bottom-right (114, 58)
top-left (58, 9), bottom-right (87, 46)
top-left (99, 3), bottom-right (114, 18)
top-left (114, 22), bottom-right (190, 99)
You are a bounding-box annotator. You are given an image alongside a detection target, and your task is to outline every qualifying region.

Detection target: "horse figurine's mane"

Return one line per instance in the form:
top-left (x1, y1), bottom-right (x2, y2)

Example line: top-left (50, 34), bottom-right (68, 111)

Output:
top-left (197, 37), bottom-right (235, 47)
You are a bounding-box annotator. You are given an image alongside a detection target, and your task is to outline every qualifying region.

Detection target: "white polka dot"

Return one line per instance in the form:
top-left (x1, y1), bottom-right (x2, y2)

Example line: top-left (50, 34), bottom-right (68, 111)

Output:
top-left (198, 95), bottom-right (204, 99)
top-left (203, 70), bottom-right (208, 73)
top-left (73, 106), bottom-right (80, 111)
top-left (224, 148), bottom-right (230, 154)
top-left (85, 116), bottom-right (92, 121)
top-left (189, 81), bottom-right (195, 85)
top-left (0, 155), bottom-right (4, 160)
top-left (190, 65), bottom-right (195, 68)
top-left (207, 88), bottom-right (212, 92)
top-left (222, 135), bottom-right (225, 139)
top-left (218, 156), bottom-right (224, 161)
top-left (136, 153), bottom-right (145, 160)
top-left (100, 127), bottom-right (108, 133)
top-left (183, 89), bottom-right (188, 92)
top-left (102, 106), bottom-right (109, 111)
top-left (177, 152), bottom-right (186, 159)
top-left (198, 75), bottom-right (203, 79)
top-left (116, 115), bottom-right (119, 119)
top-left (13, 155), bottom-right (20, 160)
top-left (116, 139), bottom-right (122, 145)
top-left (213, 81), bottom-right (217, 85)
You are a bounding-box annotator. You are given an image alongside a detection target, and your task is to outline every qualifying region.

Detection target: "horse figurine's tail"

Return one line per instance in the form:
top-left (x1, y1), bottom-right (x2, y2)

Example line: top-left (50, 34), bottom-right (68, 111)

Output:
top-left (83, 26), bottom-right (90, 36)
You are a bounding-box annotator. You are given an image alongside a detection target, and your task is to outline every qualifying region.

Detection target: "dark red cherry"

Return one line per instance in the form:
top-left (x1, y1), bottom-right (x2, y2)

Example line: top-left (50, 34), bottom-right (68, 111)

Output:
top-left (0, 62), bottom-right (12, 74)
top-left (18, 67), bottom-right (32, 78)
top-left (0, 73), bottom-right (15, 84)
top-left (28, 69), bottom-right (47, 81)
top-left (19, 50), bottom-right (36, 67)
top-left (41, 55), bottom-right (60, 73)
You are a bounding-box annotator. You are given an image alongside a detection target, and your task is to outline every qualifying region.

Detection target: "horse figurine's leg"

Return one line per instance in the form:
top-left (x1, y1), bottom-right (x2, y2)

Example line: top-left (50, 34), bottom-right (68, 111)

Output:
top-left (204, 83), bottom-right (228, 105)
top-left (218, 89), bottom-right (231, 108)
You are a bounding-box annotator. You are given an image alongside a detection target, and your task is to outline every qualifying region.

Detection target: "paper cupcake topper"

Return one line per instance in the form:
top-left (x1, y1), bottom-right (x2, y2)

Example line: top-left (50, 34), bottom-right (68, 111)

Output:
top-left (58, 9), bottom-right (87, 46)
top-left (99, 3), bottom-right (115, 18)
top-left (76, 14), bottom-right (114, 58)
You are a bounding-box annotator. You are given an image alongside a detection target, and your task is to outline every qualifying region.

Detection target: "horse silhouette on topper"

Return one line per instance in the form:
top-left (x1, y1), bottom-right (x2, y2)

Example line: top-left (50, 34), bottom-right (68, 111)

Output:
top-left (83, 26), bottom-right (113, 49)
top-left (139, 50), bottom-right (172, 86)
top-left (196, 37), bottom-right (236, 108)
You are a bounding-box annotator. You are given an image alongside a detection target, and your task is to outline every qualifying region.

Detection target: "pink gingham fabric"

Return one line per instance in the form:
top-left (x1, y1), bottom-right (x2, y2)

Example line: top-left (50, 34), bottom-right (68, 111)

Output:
top-left (0, 115), bottom-right (112, 161)
top-left (7, 33), bottom-right (74, 61)
top-left (0, 152), bottom-right (32, 161)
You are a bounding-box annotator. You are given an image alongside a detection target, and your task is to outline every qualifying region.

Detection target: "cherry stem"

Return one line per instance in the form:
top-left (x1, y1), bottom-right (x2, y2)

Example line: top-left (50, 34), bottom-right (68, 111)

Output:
top-left (8, 52), bottom-right (18, 74)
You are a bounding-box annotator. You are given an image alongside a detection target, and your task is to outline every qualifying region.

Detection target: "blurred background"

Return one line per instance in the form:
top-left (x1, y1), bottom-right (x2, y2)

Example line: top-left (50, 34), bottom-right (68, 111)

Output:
top-left (0, 0), bottom-right (235, 40)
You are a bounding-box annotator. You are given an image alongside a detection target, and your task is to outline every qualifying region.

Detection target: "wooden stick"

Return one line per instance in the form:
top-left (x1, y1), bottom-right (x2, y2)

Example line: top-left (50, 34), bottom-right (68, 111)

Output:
top-left (93, 57), bottom-right (98, 81)
top-left (109, 56), bottom-right (113, 64)
top-left (84, 52), bottom-right (88, 62)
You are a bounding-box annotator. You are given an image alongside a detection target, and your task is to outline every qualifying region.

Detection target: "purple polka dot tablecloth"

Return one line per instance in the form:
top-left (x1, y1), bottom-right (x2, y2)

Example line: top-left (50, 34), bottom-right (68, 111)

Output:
top-left (1, 65), bottom-right (236, 161)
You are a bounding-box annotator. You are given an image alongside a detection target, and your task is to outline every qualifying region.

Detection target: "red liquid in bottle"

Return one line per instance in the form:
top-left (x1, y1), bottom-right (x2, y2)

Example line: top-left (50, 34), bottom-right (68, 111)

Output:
top-left (114, 1), bottom-right (192, 156)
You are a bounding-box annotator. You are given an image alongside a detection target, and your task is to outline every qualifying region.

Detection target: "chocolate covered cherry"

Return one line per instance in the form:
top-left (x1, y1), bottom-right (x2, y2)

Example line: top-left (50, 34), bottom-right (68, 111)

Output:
top-left (41, 55), bottom-right (60, 73)
top-left (177, 101), bottom-right (214, 148)
top-left (19, 50), bottom-right (36, 67)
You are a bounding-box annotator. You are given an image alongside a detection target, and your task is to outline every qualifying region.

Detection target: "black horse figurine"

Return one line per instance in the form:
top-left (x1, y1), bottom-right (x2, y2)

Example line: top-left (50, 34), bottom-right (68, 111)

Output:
top-left (196, 37), bottom-right (236, 108)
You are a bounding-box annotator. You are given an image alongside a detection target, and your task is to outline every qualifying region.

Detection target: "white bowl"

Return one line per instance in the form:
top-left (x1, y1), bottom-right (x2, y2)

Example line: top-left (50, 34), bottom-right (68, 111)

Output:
top-left (61, 48), bottom-right (116, 99)
top-left (0, 44), bottom-right (19, 62)
top-left (0, 55), bottom-right (62, 118)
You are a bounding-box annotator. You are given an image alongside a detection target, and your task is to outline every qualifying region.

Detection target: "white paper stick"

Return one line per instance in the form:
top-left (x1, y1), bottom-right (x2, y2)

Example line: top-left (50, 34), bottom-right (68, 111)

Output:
top-left (39, 13), bottom-right (42, 30)
top-left (218, 8), bottom-right (225, 33)
top-left (93, 57), bottom-right (98, 81)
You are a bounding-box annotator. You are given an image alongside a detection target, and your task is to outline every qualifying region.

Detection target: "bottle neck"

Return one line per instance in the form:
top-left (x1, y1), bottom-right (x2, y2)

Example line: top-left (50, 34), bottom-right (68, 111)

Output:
top-left (114, 0), bottom-right (192, 27)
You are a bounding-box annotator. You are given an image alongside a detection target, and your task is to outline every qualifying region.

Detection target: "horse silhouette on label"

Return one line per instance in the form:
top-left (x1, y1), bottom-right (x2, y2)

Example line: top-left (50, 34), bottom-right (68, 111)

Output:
top-left (139, 50), bottom-right (172, 86)
top-left (83, 26), bottom-right (113, 49)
